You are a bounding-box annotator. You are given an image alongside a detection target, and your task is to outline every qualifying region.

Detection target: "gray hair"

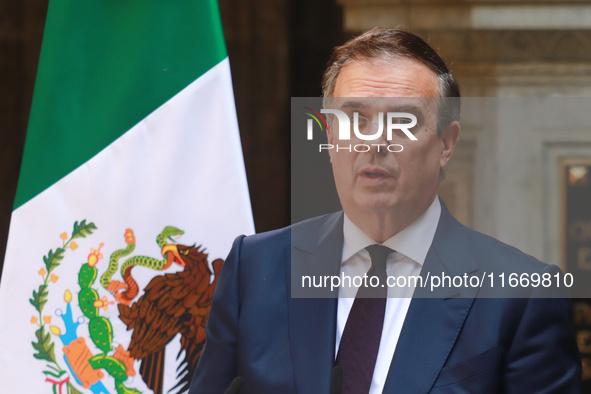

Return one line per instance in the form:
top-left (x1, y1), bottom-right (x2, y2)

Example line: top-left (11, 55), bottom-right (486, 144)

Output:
top-left (321, 27), bottom-right (460, 135)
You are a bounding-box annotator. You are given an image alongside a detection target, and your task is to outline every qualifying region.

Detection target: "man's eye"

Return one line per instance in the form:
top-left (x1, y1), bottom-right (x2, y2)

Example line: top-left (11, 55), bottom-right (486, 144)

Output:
top-left (392, 117), bottom-right (412, 124)
top-left (348, 114), bottom-right (370, 128)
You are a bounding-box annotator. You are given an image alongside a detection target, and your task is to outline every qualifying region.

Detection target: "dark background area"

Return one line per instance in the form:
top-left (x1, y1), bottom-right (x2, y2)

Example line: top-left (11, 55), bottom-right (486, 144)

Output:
top-left (0, 0), bottom-right (345, 278)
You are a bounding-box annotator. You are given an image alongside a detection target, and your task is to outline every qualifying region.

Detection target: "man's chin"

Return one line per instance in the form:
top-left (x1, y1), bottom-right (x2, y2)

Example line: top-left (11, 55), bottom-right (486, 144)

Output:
top-left (352, 196), bottom-right (400, 215)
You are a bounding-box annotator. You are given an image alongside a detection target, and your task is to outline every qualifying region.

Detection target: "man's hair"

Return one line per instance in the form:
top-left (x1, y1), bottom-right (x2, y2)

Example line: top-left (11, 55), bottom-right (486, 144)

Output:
top-left (321, 27), bottom-right (460, 134)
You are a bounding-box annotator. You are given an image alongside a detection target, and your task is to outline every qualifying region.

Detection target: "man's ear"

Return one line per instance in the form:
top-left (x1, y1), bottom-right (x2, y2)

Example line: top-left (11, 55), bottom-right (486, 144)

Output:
top-left (326, 122), bottom-right (336, 162)
top-left (439, 120), bottom-right (460, 169)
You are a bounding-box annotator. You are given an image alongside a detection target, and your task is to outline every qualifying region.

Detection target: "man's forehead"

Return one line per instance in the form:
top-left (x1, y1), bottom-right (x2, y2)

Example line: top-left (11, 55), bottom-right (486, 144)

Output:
top-left (333, 58), bottom-right (439, 99)
top-left (332, 97), bottom-right (437, 115)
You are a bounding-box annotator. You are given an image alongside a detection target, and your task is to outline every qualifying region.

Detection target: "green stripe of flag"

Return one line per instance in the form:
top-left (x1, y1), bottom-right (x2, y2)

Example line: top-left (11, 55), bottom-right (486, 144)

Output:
top-left (15, 0), bottom-right (227, 209)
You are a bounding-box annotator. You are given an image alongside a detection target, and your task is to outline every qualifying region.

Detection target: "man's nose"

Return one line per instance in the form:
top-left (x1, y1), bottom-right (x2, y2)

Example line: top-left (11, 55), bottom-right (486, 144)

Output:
top-left (367, 123), bottom-right (389, 155)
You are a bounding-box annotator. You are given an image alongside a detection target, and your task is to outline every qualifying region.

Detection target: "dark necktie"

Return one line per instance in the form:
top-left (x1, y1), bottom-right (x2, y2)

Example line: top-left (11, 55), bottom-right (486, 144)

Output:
top-left (337, 244), bottom-right (393, 394)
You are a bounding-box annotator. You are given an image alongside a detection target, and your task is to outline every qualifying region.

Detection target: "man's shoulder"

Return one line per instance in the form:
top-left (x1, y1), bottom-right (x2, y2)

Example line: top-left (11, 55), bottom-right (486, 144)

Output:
top-left (442, 209), bottom-right (552, 274)
top-left (241, 211), bottom-right (343, 249)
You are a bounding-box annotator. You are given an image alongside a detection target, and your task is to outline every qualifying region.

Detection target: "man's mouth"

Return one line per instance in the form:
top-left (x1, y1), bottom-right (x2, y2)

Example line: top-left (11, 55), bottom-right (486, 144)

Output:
top-left (364, 171), bottom-right (386, 178)
top-left (359, 168), bottom-right (393, 185)
top-left (361, 167), bottom-right (390, 177)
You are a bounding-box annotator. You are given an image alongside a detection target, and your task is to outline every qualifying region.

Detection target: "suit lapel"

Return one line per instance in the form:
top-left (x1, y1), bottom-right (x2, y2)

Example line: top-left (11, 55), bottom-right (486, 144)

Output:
top-left (285, 204), bottom-right (480, 392)
top-left (383, 201), bottom-right (479, 393)
top-left (287, 213), bottom-right (344, 393)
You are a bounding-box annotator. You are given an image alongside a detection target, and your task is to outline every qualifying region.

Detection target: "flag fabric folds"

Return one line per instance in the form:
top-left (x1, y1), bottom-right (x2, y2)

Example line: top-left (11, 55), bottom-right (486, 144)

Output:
top-left (0, 1), bottom-right (254, 393)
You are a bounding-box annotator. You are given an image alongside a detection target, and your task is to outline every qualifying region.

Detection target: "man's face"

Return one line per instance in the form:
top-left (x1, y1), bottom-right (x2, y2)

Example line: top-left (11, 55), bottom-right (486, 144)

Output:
top-left (328, 58), bottom-right (458, 227)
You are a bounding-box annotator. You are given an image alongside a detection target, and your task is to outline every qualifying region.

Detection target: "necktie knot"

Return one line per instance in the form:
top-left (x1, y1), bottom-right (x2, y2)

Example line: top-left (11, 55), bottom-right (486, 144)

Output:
top-left (366, 244), bottom-right (393, 270)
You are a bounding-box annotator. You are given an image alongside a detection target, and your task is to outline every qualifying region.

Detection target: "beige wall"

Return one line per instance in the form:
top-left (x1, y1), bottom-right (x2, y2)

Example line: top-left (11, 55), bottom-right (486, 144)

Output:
top-left (339, 0), bottom-right (591, 264)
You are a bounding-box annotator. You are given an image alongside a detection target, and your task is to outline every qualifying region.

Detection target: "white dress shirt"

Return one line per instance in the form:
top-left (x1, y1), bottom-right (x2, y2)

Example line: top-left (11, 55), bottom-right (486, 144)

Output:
top-left (335, 197), bottom-right (441, 394)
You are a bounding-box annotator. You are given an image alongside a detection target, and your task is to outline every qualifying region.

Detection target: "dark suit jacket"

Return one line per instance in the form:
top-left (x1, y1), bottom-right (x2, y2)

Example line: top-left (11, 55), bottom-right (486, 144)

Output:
top-left (190, 203), bottom-right (581, 393)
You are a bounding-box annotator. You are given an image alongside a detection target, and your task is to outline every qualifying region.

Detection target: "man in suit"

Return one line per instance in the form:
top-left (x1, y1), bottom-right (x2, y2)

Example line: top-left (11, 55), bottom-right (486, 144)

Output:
top-left (189, 28), bottom-right (581, 393)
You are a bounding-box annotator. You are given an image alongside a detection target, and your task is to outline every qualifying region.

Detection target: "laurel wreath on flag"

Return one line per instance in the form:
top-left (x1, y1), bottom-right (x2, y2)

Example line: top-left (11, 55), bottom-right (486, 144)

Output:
top-left (30, 220), bottom-right (142, 394)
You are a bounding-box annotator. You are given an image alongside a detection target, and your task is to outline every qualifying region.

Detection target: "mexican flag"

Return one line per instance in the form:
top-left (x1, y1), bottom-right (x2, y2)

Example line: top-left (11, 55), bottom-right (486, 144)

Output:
top-left (0, 1), bottom-right (254, 394)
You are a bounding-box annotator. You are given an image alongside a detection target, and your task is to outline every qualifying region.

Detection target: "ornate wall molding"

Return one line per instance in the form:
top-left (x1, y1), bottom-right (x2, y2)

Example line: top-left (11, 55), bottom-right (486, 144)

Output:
top-left (340, 1), bottom-right (591, 31)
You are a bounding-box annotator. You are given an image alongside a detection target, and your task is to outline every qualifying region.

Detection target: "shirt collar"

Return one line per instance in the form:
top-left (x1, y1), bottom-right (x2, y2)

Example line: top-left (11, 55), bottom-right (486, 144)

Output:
top-left (342, 197), bottom-right (441, 266)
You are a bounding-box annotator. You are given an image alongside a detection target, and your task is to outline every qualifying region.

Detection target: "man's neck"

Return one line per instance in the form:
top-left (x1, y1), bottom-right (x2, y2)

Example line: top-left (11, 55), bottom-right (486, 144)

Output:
top-left (345, 196), bottom-right (438, 243)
